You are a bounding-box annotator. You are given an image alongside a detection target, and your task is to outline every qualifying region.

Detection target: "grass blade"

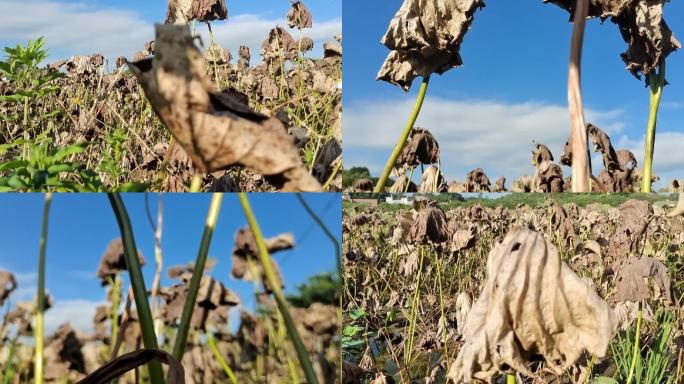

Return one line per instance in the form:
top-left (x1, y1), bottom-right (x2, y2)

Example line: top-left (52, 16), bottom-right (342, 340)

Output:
top-left (34, 191), bottom-right (52, 384)
top-left (238, 193), bottom-right (319, 384)
top-left (172, 193), bottom-right (223, 359)
top-left (107, 193), bottom-right (164, 384)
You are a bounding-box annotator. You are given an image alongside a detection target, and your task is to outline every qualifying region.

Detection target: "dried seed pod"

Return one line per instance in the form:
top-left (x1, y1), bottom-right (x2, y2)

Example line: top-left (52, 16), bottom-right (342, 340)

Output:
top-left (286, 1), bottom-right (313, 29)
top-left (128, 24), bottom-right (321, 191)
top-left (377, 0), bottom-right (485, 91)
top-left (298, 37), bottom-right (314, 53)
top-left (448, 227), bottom-right (617, 382)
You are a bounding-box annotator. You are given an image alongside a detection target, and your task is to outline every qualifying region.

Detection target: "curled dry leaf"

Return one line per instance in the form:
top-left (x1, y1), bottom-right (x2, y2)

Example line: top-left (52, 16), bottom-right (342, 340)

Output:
top-left (129, 24), bottom-right (321, 191)
top-left (608, 199), bottom-right (653, 260)
top-left (397, 128), bottom-right (440, 168)
top-left (409, 200), bottom-right (449, 244)
top-left (377, 0), bottom-right (485, 90)
top-left (166, 0), bottom-right (227, 24)
top-left (389, 174), bottom-right (417, 193)
top-left (611, 257), bottom-right (672, 304)
top-left (231, 227), bottom-right (294, 293)
top-left (545, 0), bottom-right (680, 80)
top-left (448, 227), bottom-right (617, 382)
top-left (667, 193), bottom-right (684, 217)
top-left (0, 270), bottom-right (16, 306)
top-left (77, 348), bottom-right (185, 384)
top-left (464, 168), bottom-right (491, 192)
top-left (418, 166), bottom-right (448, 192)
top-left (588, 124), bottom-right (619, 171)
top-left (298, 37), bottom-right (314, 52)
top-left (286, 1), bottom-right (313, 29)
top-left (45, 323), bottom-right (86, 382)
top-left (352, 178), bottom-right (374, 191)
top-left (261, 27), bottom-right (299, 62)
top-left (534, 160), bottom-right (564, 192)
top-left (96, 238), bottom-right (145, 285)
top-left (493, 176), bottom-right (507, 192)
top-left (531, 143), bottom-right (554, 166)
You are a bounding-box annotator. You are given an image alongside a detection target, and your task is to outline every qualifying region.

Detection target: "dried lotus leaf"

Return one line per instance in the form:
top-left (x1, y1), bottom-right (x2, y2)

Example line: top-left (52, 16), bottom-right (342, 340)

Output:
top-left (128, 24), bottom-right (320, 191)
top-left (286, 1), bottom-right (313, 29)
top-left (448, 227), bottom-right (616, 382)
top-left (377, 0), bottom-right (485, 91)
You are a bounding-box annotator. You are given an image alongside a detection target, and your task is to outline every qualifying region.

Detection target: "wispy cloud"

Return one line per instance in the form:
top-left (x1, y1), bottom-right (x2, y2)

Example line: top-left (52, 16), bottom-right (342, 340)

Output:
top-left (344, 97), bottom-right (679, 188)
top-left (0, 0), bottom-right (341, 64)
top-left (45, 299), bottom-right (103, 334)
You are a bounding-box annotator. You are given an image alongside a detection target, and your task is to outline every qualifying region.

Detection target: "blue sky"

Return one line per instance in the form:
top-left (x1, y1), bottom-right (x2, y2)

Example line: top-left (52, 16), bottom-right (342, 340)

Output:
top-left (0, 0), bottom-right (341, 66)
top-left (344, 1), bottom-right (684, 189)
top-left (0, 193), bottom-right (340, 333)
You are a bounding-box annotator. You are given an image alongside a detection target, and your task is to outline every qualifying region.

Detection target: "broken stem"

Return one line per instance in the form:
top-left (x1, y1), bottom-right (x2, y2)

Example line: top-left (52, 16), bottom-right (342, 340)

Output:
top-left (238, 193), bottom-right (319, 384)
top-left (642, 61), bottom-right (666, 193)
top-left (172, 193), bottom-right (223, 360)
top-left (374, 76), bottom-right (430, 193)
top-left (568, 0), bottom-right (590, 192)
top-left (34, 192), bottom-right (52, 384)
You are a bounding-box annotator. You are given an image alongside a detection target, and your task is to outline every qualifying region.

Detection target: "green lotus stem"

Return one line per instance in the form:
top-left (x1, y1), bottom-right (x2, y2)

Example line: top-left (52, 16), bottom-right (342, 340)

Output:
top-left (107, 193), bottom-right (165, 384)
top-left (238, 193), bottom-right (319, 384)
top-left (642, 61), bottom-right (666, 193)
top-left (374, 76), bottom-right (430, 193)
top-left (34, 192), bottom-right (52, 384)
top-left (206, 331), bottom-right (238, 384)
top-left (506, 374), bottom-right (516, 384)
top-left (626, 302), bottom-right (643, 384)
top-left (109, 275), bottom-right (121, 356)
top-left (172, 193), bottom-right (223, 359)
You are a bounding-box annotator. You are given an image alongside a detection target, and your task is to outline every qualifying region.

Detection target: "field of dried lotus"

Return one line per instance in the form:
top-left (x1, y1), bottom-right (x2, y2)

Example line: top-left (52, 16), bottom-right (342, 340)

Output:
top-left (0, 0), bottom-right (341, 192)
top-left (342, 193), bottom-right (684, 383)
top-left (0, 193), bottom-right (341, 383)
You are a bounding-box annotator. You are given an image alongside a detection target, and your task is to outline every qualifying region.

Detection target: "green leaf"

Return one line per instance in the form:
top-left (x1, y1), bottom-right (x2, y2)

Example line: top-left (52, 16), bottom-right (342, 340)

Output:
top-left (50, 143), bottom-right (86, 162)
top-left (47, 163), bottom-right (76, 174)
top-left (342, 325), bottom-right (363, 337)
top-left (349, 309), bottom-right (367, 320)
top-left (7, 175), bottom-right (27, 190)
top-left (117, 182), bottom-right (150, 192)
top-left (0, 159), bottom-right (29, 171)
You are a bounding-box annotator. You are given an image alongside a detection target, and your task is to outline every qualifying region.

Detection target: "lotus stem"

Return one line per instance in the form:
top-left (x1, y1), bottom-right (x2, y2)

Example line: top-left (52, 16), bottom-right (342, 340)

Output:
top-left (626, 302), bottom-right (643, 384)
top-left (238, 193), bottom-right (319, 384)
top-left (374, 76), bottom-right (430, 193)
top-left (206, 331), bottom-right (238, 384)
top-left (642, 61), bottom-right (666, 193)
top-left (568, 0), bottom-right (590, 192)
top-left (506, 373), bottom-right (516, 384)
top-left (172, 193), bottom-right (223, 359)
top-left (34, 192), bottom-right (52, 384)
top-left (107, 193), bottom-right (165, 384)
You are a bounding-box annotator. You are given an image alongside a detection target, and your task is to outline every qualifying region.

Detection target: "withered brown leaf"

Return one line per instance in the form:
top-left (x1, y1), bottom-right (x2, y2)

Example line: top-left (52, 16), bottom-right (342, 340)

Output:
top-left (377, 0), bottom-right (485, 91)
top-left (286, 1), bottom-right (313, 29)
top-left (128, 24), bottom-right (321, 191)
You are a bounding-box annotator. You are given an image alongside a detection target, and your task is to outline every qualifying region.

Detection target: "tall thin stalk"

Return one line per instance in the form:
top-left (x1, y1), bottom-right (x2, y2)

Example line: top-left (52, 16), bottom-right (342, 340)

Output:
top-left (172, 193), bottom-right (223, 360)
top-left (642, 61), bottom-right (666, 192)
top-left (107, 193), bottom-right (165, 384)
top-left (237, 193), bottom-right (319, 384)
top-left (206, 330), bottom-right (238, 384)
top-left (374, 76), bottom-right (430, 192)
top-left (34, 192), bottom-right (52, 384)
top-left (626, 302), bottom-right (643, 384)
top-left (568, 0), bottom-right (590, 192)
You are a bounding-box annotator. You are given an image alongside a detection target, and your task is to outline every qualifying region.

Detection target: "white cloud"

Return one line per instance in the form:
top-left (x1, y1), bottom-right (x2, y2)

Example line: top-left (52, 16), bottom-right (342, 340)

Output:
top-left (616, 131), bottom-right (684, 187)
top-left (0, 1), bottom-right (341, 65)
top-left (344, 97), bottom-right (628, 182)
top-left (45, 299), bottom-right (102, 334)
